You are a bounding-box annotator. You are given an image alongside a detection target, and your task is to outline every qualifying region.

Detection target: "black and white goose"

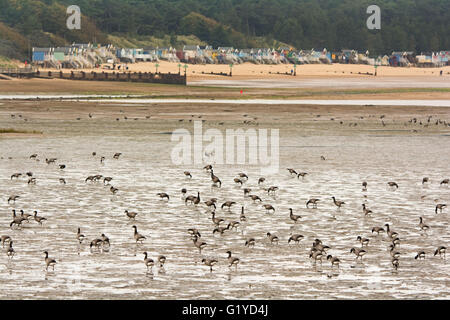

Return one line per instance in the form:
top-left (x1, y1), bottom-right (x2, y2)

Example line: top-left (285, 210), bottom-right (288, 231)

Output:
top-left (249, 195), bottom-right (262, 202)
top-left (158, 255), bottom-right (166, 268)
top-left (110, 186), bottom-right (119, 194)
top-left (266, 186), bottom-right (279, 195)
top-left (239, 207), bottom-right (247, 222)
top-left (287, 168), bottom-right (297, 176)
top-left (371, 226), bottom-right (385, 235)
top-left (357, 236), bottom-right (370, 246)
top-left (90, 238), bottom-right (104, 250)
top-left (244, 238), bottom-right (256, 248)
top-left (43, 251), bottom-right (57, 271)
top-left (185, 192), bottom-right (200, 205)
top-left (10, 173), bottom-right (22, 180)
top-left (192, 235), bottom-right (207, 253)
top-left (435, 204), bottom-right (446, 214)
top-left (20, 210), bottom-right (32, 222)
top-left (297, 172), bottom-right (308, 179)
top-left (76, 228), bottom-right (85, 244)
top-left (213, 223), bottom-right (231, 235)
top-left (125, 210), bottom-right (138, 220)
top-left (221, 201), bottom-right (236, 211)
top-left (184, 171), bottom-right (192, 179)
top-left (226, 251), bottom-right (240, 270)
top-left (132, 226), bottom-right (146, 243)
top-left (187, 228), bottom-right (201, 239)
top-left (384, 224), bottom-right (398, 239)
top-left (392, 258), bottom-right (400, 270)
top-left (10, 210), bottom-right (26, 228)
top-left (331, 196), bottom-right (345, 210)
top-left (143, 252), bottom-right (154, 271)
top-left (362, 204), bottom-right (372, 216)
top-left (1, 235), bottom-right (12, 247)
top-left (204, 198), bottom-right (217, 210)
top-left (415, 251), bottom-right (426, 260)
top-left (266, 232), bottom-right (279, 244)
top-left (387, 181), bottom-right (399, 189)
top-left (306, 198), bottom-right (319, 208)
top-left (388, 244), bottom-right (401, 259)
top-left (7, 195), bottom-right (19, 203)
top-left (103, 177), bottom-right (113, 185)
top-left (418, 217), bottom-right (430, 231)
top-left (288, 234), bottom-right (304, 244)
top-left (237, 173), bottom-right (248, 180)
top-left (263, 204), bottom-right (275, 214)
top-left (201, 258), bottom-right (218, 272)
top-left (210, 170), bottom-right (222, 187)
top-left (289, 208), bottom-right (301, 223)
top-left (362, 181), bottom-right (368, 191)
top-left (229, 221), bottom-right (240, 231)
top-left (34, 211), bottom-right (47, 225)
top-left (309, 250), bottom-right (323, 263)
top-left (211, 211), bottom-right (225, 226)
top-left (434, 246), bottom-right (446, 258)
top-left (350, 247), bottom-right (367, 260)
top-left (327, 255), bottom-right (340, 268)
top-left (157, 193), bottom-right (170, 200)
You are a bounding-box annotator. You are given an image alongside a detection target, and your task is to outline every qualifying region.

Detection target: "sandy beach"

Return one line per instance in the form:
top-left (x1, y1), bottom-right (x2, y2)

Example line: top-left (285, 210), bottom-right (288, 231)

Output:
top-left (35, 61), bottom-right (450, 80)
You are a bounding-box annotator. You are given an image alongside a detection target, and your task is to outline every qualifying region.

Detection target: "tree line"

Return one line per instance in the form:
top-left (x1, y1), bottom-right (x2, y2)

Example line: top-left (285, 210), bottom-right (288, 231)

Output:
top-left (0, 0), bottom-right (448, 59)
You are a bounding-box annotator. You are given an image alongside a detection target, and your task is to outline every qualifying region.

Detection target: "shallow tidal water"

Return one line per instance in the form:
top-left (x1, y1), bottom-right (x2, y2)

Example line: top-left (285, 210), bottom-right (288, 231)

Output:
top-left (0, 109), bottom-right (449, 299)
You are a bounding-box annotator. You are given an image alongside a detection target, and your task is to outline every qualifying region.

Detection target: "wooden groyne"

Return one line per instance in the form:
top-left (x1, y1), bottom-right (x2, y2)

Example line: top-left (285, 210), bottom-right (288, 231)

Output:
top-left (0, 68), bottom-right (187, 85)
top-left (0, 67), bottom-right (37, 79)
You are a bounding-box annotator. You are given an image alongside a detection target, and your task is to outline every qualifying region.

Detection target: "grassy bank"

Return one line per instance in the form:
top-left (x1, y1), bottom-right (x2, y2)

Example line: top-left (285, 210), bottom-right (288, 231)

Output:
top-left (0, 128), bottom-right (43, 134)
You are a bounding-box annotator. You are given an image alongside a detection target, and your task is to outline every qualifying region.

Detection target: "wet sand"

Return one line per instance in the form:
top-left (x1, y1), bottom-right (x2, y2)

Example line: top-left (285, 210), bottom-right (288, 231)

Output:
top-left (0, 78), bottom-right (449, 101)
top-left (0, 100), bottom-right (449, 299)
top-left (190, 77), bottom-right (450, 89)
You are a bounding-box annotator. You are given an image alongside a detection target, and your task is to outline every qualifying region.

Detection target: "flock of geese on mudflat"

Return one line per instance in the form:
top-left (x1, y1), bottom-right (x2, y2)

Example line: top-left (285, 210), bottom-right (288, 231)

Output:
top-left (2, 152), bottom-right (448, 276)
top-left (178, 165), bottom-right (447, 273)
top-left (3, 152), bottom-right (168, 273)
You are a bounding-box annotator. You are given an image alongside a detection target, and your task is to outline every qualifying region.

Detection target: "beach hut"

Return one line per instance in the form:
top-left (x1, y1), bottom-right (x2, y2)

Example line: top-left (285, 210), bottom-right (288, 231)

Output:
top-left (160, 47), bottom-right (180, 62)
top-left (416, 53), bottom-right (434, 68)
top-left (32, 47), bottom-right (60, 68)
top-left (116, 48), bottom-right (136, 63)
top-left (183, 45), bottom-right (201, 64)
top-left (199, 46), bottom-right (214, 64)
top-left (32, 48), bottom-right (50, 64)
top-left (340, 50), bottom-right (359, 64)
top-left (389, 52), bottom-right (414, 67)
